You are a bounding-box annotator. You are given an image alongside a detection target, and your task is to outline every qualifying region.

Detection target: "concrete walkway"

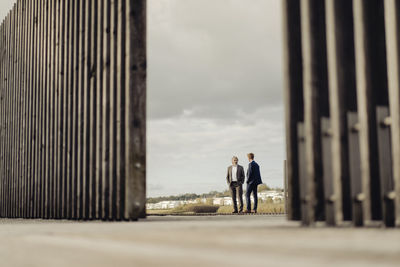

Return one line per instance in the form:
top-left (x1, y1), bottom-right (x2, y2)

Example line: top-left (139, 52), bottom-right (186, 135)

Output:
top-left (0, 215), bottom-right (399, 267)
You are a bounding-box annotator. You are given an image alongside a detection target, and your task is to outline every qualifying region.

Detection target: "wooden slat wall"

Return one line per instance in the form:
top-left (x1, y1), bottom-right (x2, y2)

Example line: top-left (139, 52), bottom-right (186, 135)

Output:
top-left (282, 0), bottom-right (303, 221)
top-left (0, 0), bottom-right (146, 220)
top-left (284, 0), bottom-right (399, 227)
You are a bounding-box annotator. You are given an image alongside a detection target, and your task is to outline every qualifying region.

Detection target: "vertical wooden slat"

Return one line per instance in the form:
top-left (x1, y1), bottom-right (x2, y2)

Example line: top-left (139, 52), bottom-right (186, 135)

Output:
top-left (71, 0), bottom-right (79, 219)
top-left (297, 123), bottom-right (309, 225)
top-left (5, 11), bottom-right (11, 217)
top-left (353, 0), bottom-right (388, 223)
top-left (376, 106), bottom-right (395, 227)
top-left (8, 4), bottom-right (13, 218)
top-left (66, 0), bottom-right (75, 219)
top-left (324, 0), bottom-right (357, 224)
top-left (10, 2), bottom-right (15, 218)
top-left (76, 0), bottom-right (85, 219)
top-left (383, 0), bottom-right (400, 228)
top-left (34, 0), bottom-right (41, 218)
top-left (300, 0), bottom-right (329, 224)
top-left (347, 112), bottom-right (363, 226)
top-left (110, 0), bottom-right (117, 220)
top-left (31, 0), bottom-right (39, 218)
top-left (47, 0), bottom-right (54, 219)
top-left (96, 0), bottom-right (105, 220)
top-left (0, 19), bottom-right (3, 217)
top-left (321, 117), bottom-right (335, 225)
top-left (15, 0), bottom-right (22, 218)
top-left (0, 19), bottom-right (4, 217)
top-left (63, 0), bottom-right (71, 219)
top-left (3, 14), bottom-right (10, 218)
top-left (89, 0), bottom-right (98, 219)
top-left (125, 0), bottom-right (147, 219)
top-left (83, 0), bottom-right (91, 219)
top-left (25, 0), bottom-right (34, 218)
top-left (53, 0), bottom-right (60, 219)
top-left (59, 0), bottom-right (67, 219)
top-left (37, 0), bottom-right (44, 218)
top-left (20, 0), bottom-right (25, 218)
top-left (117, 0), bottom-right (126, 220)
top-left (102, 0), bottom-right (111, 220)
top-left (10, 3), bottom-right (17, 218)
top-left (17, 0), bottom-right (24, 218)
top-left (281, 0), bottom-right (303, 222)
top-left (42, 0), bottom-right (49, 219)
top-left (2, 13), bottom-right (7, 218)
top-left (20, 0), bottom-right (28, 218)
top-left (0, 18), bottom-right (4, 217)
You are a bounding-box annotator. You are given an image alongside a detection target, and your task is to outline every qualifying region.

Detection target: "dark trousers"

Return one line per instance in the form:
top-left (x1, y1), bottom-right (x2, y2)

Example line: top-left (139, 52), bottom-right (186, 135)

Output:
top-left (246, 183), bottom-right (258, 211)
top-left (230, 182), bottom-right (243, 212)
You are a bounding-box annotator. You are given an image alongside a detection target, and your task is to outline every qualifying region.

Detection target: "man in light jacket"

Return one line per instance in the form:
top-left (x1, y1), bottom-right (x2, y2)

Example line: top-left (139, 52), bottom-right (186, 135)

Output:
top-left (226, 156), bottom-right (245, 213)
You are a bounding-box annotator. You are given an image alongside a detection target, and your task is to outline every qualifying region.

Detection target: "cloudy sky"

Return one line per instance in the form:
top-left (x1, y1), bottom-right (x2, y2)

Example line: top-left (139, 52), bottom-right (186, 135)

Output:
top-left (1, 0), bottom-right (285, 197)
top-left (148, 0), bottom-right (284, 197)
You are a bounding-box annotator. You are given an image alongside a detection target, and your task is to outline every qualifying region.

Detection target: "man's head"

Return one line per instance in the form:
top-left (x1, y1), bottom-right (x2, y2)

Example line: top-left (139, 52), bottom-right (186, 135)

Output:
top-left (247, 153), bottom-right (254, 162)
top-left (232, 156), bottom-right (238, 166)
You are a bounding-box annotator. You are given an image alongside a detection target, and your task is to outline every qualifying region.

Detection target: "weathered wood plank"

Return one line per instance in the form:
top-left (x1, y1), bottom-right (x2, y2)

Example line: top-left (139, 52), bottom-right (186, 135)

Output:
top-left (53, 0), bottom-right (60, 219)
top-left (89, 0), bottom-right (98, 219)
top-left (102, 0), bottom-right (111, 220)
top-left (324, 0), bottom-right (357, 223)
top-left (347, 112), bottom-right (363, 226)
top-left (96, 0), bottom-right (105, 219)
top-left (66, 0), bottom-right (74, 219)
top-left (60, 0), bottom-right (68, 219)
top-left (31, 0), bottom-right (40, 218)
top-left (76, 0), bottom-right (85, 219)
top-left (125, 0), bottom-right (147, 219)
top-left (109, 0), bottom-right (117, 220)
top-left (116, 0), bottom-right (125, 221)
top-left (20, 0), bottom-right (28, 218)
top-left (5, 12), bottom-right (11, 217)
top-left (376, 106), bottom-right (395, 227)
top-left (0, 17), bottom-right (5, 217)
top-left (83, 0), bottom-right (91, 219)
top-left (71, 0), bottom-right (80, 219)
top-left (383, 0), bottom-right (400, 228)
top-left (353, 0), bottom-right (388, 223)
top-left (300, 0), bottom-right (329, 223)
top-left (321, 117), bottom-right (335, 225)
top-left (281, 0), bottom-right (303, 221)
top-left (25, 0), bottom-right (34, 218)
top-left (297, 123), bottom-right (310, 225)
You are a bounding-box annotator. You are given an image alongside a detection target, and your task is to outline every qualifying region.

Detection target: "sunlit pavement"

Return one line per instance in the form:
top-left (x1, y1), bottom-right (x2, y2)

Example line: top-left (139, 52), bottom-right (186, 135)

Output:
top-left (0, 215), bottom-right (399, 267)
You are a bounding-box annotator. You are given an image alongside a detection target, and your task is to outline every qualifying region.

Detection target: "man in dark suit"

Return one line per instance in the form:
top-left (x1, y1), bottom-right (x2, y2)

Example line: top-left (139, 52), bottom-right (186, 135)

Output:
top-left (226, 156), bottom-right (245, 213)
top-left (245, 153), bottom-right (262, 213)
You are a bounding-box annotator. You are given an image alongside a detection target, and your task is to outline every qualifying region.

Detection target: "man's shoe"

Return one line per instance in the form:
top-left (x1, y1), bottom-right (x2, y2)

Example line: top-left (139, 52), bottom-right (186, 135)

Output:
top-left (252, 210), bottom-right (257, 213)
top-left (243, 210), bottom-right (251, 213)
top-left (232, 211), bottom-right (238, 214)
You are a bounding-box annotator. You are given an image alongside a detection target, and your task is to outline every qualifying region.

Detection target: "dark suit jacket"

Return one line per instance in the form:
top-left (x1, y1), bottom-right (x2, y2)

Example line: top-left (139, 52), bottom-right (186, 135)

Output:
top-left (246, 161), bottom-right (262, 185)
top-left (226, 165), bottom-right (245, 185)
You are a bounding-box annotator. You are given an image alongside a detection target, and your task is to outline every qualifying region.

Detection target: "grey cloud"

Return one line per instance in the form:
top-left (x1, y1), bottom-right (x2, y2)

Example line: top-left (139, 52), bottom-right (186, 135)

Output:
top-left (148, 0), bottom-right (284, 120)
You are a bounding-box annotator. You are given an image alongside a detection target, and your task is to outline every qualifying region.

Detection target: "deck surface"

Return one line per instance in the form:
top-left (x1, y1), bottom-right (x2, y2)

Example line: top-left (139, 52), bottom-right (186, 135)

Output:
top-left (0, 215), bottom-right (399, 267)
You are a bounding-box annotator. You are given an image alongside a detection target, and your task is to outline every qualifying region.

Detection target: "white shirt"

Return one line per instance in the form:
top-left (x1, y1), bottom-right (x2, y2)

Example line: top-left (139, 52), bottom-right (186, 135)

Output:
top-left (232, 165), bottom-right (238, 182)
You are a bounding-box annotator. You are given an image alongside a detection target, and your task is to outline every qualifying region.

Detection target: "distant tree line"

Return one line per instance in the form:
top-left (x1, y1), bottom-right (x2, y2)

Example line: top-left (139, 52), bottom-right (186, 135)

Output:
top-left (147, 184), bottom-right (282, 203)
